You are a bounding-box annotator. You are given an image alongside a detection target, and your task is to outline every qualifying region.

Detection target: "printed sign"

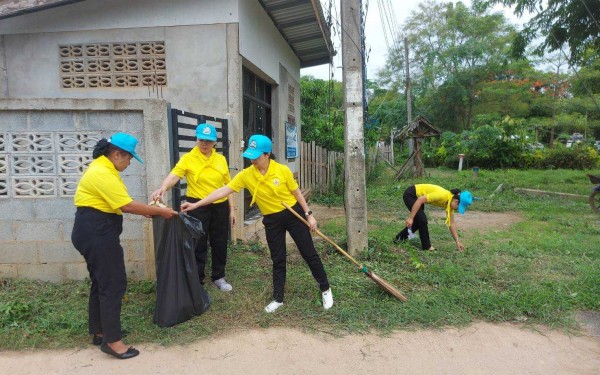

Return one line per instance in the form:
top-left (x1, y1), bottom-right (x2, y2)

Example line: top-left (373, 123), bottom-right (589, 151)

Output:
top-left (285, 122), bottom-right (298, 159)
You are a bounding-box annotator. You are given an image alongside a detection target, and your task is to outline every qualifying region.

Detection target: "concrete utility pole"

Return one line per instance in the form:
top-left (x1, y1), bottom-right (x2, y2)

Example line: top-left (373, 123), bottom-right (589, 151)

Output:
top-left (341, 0), bottom-right (368, 256)
top-left (405, 38), bottom-right (414, 171)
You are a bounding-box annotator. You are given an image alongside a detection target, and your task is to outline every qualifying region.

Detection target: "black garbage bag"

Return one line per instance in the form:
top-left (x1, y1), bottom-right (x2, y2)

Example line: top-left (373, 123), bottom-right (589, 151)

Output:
top-left (152, 213), bottom-right (211, 327)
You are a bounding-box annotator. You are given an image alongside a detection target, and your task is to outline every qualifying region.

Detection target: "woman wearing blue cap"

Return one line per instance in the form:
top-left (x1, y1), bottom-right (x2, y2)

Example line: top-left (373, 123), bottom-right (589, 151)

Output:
top-left (393, 184), bottom-right (473, 251)
top-left (71, 133), bottom-right (178, 359)
top-left (152, 123), bottom-right (235, 292)
top-left (180, 134), bottom-right (333, 313)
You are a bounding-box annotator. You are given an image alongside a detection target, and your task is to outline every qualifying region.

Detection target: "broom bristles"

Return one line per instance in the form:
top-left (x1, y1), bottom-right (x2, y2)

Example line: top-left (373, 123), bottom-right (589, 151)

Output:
top-left (367, 271), bottom-right (408, 302)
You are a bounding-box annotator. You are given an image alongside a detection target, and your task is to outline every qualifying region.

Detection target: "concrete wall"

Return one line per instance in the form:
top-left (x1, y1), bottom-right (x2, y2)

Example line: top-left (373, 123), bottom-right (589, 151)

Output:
top-left (238, 0), bottom-right (301, 84)
top-left (1, 24), bottom-right (229, 117)
top-left (0, 0), bottom-right (238, 33)
top-left (271, 64), bottom-right (302, 173)
top-left (0, 98), bottom-right (171, 282)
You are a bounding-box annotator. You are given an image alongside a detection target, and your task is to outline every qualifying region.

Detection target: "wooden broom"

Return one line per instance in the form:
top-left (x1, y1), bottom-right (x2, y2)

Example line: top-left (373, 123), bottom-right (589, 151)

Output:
top-left (282, 202), bottom-right (408, 302)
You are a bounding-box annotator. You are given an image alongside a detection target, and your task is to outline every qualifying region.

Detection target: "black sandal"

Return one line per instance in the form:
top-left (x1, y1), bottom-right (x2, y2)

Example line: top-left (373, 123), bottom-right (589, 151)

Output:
top-left (100, 343), bottom-right (140, 359)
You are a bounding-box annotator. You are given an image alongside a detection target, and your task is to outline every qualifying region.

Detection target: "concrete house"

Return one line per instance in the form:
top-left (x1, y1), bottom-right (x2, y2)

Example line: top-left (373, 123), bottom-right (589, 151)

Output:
top-left (0, 0), bottom-right (333, 281)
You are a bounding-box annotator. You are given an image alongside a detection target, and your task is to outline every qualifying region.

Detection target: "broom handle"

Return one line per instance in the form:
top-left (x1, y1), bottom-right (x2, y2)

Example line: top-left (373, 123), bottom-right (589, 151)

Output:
top-left (282, 202), bottom-right (362, 268)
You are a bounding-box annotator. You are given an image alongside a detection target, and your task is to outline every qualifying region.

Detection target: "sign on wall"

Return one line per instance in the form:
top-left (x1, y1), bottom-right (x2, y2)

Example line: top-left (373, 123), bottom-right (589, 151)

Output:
top-left (285, 122), bottom-right (298, 159)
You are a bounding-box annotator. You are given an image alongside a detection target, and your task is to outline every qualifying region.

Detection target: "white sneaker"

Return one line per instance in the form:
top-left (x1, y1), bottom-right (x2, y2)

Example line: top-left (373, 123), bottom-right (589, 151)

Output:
top-left (264, 301), bottom-right (284, 313)
top-left (213, 278), bottom-right (233, 292)
top-left (322, 288), bottom-right (334, 310)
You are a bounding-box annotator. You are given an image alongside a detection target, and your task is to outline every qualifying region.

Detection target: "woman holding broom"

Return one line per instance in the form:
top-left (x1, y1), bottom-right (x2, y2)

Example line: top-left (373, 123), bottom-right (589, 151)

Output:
top-left (181, 134), bottom-right (333, 313)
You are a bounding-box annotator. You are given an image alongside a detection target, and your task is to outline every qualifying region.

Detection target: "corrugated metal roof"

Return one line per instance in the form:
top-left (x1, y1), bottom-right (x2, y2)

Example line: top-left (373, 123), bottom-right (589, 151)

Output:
top-left (0, 0), bottom-right (86, 20)
top-left (0, 0), bottom-right (334, 68)
top-left (258, 0), bottom-right (334, 68)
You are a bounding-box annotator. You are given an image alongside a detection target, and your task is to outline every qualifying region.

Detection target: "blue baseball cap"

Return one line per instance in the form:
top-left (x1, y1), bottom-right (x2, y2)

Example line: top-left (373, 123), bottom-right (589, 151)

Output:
top-left (196, 123), bottom-right (217, 141)
top-left (243, 134), bottom-right (272, 160)
top-left (457, 191), bottom-right (473, 214)
top-left (109, 133), bottom-right (143, 163)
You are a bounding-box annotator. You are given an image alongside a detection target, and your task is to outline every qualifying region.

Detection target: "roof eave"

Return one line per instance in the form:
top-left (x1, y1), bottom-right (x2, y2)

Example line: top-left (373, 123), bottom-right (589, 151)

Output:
top-left (0, 0), bottom-right (87, 20)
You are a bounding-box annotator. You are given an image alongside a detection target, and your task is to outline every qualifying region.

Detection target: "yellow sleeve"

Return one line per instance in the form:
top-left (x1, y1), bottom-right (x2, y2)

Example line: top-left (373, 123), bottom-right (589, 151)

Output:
top-left (170, 153), bottom-right (190, 178)
top-left (228, 168), bottom-right (248, 193)
top-left (282, 164), bottom-right (299, 191)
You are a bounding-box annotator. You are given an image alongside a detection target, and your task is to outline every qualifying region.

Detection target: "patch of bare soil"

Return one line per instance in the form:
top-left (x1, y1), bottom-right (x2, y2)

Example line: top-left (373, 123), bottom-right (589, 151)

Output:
top-left (2, 323), bottom-right (599, 375)
top-left (312, 203), bottom-right (523, 232)
top-left (434, 209), bottom-right (523, 230)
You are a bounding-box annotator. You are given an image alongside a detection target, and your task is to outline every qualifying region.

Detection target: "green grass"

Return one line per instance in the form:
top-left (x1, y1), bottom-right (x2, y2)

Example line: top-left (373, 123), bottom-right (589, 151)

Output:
top-left (1, 167), bottom-right (599, 350)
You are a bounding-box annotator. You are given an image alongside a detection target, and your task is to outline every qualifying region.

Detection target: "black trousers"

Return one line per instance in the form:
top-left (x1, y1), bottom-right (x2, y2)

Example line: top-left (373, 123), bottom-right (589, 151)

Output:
top-left (71, 207), bottom-right (126, 344)
top-left (398, 185), bottom-right (432, 250)
top-left (186, 198), bottom-right (230, 283)
top-left (262, 203), bottom-right (330, 303)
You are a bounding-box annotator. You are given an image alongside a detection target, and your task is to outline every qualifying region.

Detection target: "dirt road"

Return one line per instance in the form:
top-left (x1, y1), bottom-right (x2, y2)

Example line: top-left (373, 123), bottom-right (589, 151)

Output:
top-left (2, 322), bottom-right (599, 374)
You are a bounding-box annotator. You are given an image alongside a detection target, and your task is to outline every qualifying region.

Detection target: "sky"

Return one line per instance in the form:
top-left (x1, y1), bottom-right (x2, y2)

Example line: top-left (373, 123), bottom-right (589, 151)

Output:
top-left (300, 0), bottom-right (530, 81)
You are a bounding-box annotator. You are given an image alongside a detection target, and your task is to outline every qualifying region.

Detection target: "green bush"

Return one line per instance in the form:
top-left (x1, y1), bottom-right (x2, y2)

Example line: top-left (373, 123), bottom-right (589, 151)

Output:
top-left (425, 129), bottom-right (600, 170)
top-left (540, 144), bottom-right (600, 169)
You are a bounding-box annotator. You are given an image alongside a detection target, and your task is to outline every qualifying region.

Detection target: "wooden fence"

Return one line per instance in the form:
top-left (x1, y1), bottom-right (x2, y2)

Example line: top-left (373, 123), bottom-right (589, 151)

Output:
top-left (299, 141), bottom-right (394, 194)
top-left (299, 141), bottom-right (343, 194)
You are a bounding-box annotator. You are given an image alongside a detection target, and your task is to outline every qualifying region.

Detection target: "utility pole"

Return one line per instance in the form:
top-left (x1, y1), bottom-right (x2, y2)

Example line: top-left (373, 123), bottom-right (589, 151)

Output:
top-left (405, 38), bottom-right (413, 172)
top-left (341, 0), bottom-right (368, 256)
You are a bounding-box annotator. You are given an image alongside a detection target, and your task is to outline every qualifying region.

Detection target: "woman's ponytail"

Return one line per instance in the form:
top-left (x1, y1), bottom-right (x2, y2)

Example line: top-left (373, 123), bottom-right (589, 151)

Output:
top-left (92, 138), bottom-right (110, 159)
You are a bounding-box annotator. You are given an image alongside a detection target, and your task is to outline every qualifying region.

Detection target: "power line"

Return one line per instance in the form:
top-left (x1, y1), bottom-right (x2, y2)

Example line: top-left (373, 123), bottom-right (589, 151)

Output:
top-left (578, 0), bottom-right (600, 32)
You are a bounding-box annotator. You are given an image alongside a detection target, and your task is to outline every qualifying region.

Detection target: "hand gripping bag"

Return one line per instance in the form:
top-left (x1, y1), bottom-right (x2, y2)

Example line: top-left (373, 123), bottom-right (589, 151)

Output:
top-left (152, 213), bottom-right (211, 327)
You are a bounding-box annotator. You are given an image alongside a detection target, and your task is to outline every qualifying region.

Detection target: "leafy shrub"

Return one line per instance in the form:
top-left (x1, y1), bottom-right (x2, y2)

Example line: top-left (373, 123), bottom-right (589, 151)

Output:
top-left (538, 144), bottom-right (600, 169)
top-left (425, 130), bottom-right (600, 170)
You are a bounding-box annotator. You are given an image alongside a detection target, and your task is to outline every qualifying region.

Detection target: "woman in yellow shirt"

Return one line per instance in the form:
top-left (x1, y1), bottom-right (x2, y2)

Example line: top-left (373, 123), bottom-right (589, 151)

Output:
top-left (152, 124), bottom-right (235, 292)
top-left (394, 184), bottom-right (472, 251)
top-left (181, 134), bottom-right (333, 313)
top-left (71, 133), bottom-right (177, 360)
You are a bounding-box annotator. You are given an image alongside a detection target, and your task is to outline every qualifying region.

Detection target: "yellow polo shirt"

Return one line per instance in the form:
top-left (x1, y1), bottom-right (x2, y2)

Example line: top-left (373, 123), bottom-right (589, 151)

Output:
top-left (74, 155), bottom-right (133, 215)
top-left (228, 160), bottom-right (298, 215)
top-left (171, 147), bottom-right (231, 203)
top-left (415, 184), bottom-right (455, 226)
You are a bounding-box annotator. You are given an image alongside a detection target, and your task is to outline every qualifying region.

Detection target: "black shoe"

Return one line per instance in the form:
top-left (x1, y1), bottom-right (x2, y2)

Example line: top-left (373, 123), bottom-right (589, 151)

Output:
top-left (100, 343), bottom-right (140, 359)
top-left (92, 330), bottom-right (128, 346)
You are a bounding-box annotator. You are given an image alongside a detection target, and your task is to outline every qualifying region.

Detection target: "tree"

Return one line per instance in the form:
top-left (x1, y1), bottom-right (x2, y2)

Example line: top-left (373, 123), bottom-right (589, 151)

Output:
top-left (475, 0), bottom-right (600, 64)
top-left (300, 76), bottom-right (344, 151)
top-left (400, 1), bottom-right (516, 130)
